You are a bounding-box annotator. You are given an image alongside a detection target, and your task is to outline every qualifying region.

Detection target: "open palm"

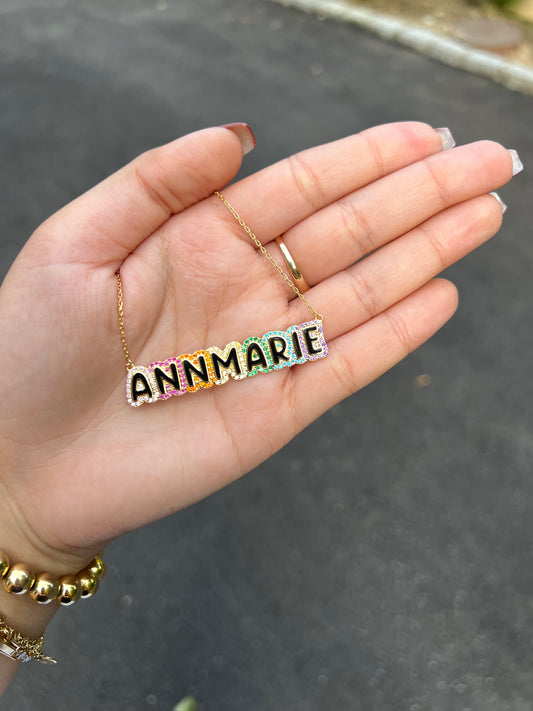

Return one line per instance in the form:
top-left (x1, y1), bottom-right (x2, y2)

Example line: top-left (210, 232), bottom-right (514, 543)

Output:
top-left (0, 122), bottom-right (515, 566)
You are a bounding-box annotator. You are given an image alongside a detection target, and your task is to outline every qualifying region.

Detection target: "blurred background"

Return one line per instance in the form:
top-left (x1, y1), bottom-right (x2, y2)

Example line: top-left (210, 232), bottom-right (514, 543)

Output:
top-left (1, 1), bottom-right (532, 709)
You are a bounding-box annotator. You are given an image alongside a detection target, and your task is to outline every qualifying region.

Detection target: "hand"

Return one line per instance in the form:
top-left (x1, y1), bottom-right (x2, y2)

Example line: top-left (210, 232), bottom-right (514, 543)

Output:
top-left (0, 122), bottom-right (518, 571)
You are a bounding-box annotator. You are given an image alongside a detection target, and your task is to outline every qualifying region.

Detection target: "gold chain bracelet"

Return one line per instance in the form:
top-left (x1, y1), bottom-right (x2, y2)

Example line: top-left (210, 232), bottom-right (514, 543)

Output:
top-left (0, 549), bottom-right (105, 606)
top-left (0, 614), bottom-right (56, 664)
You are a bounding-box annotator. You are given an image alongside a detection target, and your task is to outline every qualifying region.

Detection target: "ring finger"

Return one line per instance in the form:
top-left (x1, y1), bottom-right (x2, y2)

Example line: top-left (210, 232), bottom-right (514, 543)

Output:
top-left (288, 192), bottom-right (504, 338)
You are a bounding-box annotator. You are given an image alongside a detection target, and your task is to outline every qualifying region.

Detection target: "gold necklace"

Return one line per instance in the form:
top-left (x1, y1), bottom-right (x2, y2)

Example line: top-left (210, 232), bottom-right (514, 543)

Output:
top-left (117, 192), bottom-right (328, 407)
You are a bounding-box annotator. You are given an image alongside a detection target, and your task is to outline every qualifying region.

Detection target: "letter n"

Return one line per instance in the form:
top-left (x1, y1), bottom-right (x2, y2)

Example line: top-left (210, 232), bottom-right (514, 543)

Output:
top-left (181, 350), bottom-right (215, 392)
top-left (150, 358), bottom-right (186, 400)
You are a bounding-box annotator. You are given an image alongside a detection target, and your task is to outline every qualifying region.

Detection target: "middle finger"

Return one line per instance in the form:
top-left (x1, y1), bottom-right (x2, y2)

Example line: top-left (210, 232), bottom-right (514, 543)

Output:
top-left (270, 140), bottom-right (514, 289)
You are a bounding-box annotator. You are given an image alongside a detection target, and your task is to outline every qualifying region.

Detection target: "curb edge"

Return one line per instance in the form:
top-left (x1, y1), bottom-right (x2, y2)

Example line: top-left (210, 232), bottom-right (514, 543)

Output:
top-left (268, 0), bottom-right (533, 96)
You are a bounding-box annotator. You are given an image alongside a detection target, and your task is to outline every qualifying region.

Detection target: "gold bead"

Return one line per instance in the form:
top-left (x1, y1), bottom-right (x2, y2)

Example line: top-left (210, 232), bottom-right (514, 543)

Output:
top-left (29, 572), bottom-right (60, 605)
top-left (86, 556), bottom-right (106, 580)
top-left (56, 575), bottom-right (82, 606)
top-left (77, 569), bottom-right (99, 599)
top-left (0, 550), bottom-right (10, 578)
top-left (3, 563), bottom-right (35, 595)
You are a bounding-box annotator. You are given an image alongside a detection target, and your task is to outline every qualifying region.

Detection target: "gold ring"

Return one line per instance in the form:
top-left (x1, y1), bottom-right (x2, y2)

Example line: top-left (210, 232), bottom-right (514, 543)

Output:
top-left (275, 236), bottom-right (310, 293)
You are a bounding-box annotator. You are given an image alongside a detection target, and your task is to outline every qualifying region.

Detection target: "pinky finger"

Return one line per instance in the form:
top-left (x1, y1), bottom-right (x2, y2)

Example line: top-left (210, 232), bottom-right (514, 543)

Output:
top-left (290, 278), bottom-right (458, 424)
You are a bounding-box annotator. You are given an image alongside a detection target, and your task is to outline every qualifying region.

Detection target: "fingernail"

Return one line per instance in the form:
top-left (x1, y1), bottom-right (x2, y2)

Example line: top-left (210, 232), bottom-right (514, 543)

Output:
top-left (222, 123), bottom-right (256, 156)
top-left (435, 127), bottom-right (456, 151)
top-left (489, 191), bottom-right (507, 214)
top-left (508, 149), bottom-right (523, 176)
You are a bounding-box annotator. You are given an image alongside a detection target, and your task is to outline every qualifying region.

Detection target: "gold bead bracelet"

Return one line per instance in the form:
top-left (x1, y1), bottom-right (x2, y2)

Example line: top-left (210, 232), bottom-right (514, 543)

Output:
top-left (0, 549), bottom-right (105, 606)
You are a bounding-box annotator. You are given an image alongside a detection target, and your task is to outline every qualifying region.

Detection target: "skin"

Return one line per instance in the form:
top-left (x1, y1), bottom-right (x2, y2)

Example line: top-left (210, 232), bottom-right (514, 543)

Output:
top-left (0, 122), bottom-right (517, 690)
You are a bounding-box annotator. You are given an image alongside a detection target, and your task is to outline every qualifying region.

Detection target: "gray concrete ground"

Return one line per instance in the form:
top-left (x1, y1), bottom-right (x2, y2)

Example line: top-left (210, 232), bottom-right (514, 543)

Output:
top-left (1, 1), bottom-right (532, 709)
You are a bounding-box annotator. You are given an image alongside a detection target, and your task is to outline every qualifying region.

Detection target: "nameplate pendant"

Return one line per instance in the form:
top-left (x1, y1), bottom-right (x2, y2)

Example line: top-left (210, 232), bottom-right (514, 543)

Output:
top-left (126, 320), bottom-right (327, 407)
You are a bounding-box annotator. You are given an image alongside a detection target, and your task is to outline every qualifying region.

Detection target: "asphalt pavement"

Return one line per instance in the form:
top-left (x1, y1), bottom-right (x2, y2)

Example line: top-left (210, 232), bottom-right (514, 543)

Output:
top-left (1, 1), bottom-right (532, 709)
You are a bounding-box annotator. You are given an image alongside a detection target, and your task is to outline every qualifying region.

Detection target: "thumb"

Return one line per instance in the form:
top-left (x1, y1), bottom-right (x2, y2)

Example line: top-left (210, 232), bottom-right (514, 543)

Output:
top-left (31, 123), bottom-right (255, 267)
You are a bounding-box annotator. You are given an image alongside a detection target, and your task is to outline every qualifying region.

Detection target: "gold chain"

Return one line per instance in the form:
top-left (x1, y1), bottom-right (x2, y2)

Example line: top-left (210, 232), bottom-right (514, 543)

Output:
top-left (0, 615), bottom-right (57, 664)
top-left (116, 270), bottom-right (135, 371)
top-left (214, 191), bottom-right (323, 322)
top-left (116, 192), bottom-right (323, 372)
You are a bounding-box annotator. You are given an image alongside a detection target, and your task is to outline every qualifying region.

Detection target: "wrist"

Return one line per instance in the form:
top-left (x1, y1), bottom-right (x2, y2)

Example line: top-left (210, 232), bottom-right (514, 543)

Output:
top-left (0, 474), bottom-right (100, 571)
top-left (0, 489), bottom-right (104, 638)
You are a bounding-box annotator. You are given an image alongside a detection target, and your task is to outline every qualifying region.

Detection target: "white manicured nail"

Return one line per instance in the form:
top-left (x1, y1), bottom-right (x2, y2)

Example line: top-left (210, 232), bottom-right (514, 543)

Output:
top-left (508, 149), bottom-right (523, 176)
top-left (489, 191), bottom-right (507, 214)
top-left (435, 127), bottom-right (455, 151)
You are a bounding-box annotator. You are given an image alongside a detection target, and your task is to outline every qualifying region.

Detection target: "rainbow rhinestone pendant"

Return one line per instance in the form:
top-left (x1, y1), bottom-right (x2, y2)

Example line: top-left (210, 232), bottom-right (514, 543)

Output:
top-left (127, 319), bottom-right (327, 407)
